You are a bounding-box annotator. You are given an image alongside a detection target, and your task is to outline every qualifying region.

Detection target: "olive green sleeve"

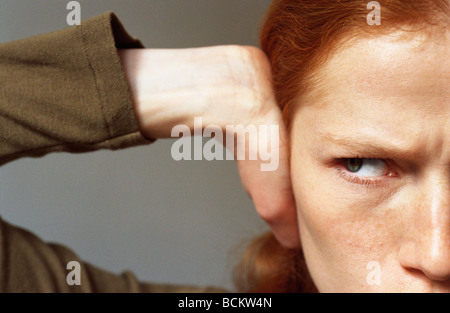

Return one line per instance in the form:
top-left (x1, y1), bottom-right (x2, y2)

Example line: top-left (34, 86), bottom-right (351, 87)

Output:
top-left (0, 12), bottom-right (153, 167)
top-left (0, 216), bottom-right (228, 293)
top-left (0, 13), bottom-right (228, 293)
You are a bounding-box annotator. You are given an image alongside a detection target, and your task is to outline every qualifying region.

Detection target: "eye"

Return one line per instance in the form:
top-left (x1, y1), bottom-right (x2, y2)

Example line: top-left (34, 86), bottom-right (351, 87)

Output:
top-left (343, 158), bottom-right (387, 177)
top-left (335, 158), bottom-right (399, 188)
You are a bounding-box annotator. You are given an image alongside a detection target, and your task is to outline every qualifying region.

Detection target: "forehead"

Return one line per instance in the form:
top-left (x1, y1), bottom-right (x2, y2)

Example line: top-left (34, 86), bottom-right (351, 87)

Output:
top-left (319, 32), bottom-right (449, 104)
top-left (295, 31), bottom-right (449, 156)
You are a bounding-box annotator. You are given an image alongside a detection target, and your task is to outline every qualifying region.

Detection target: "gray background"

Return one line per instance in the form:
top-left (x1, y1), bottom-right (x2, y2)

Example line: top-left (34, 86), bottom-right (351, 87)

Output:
top-left (0, 0), bottom-right (272, 290)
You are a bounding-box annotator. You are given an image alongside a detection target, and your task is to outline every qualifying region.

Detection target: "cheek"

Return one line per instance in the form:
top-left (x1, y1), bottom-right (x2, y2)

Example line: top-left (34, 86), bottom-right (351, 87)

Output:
top-left (291, 152), bottom-right (400, 291)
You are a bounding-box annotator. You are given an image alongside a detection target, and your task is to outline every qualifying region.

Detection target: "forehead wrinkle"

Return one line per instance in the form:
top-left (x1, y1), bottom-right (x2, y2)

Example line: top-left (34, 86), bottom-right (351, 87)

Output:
top-left (317, 128), bottom-right (428, 160)
top-left (292, 32), bottom-right (449, 158)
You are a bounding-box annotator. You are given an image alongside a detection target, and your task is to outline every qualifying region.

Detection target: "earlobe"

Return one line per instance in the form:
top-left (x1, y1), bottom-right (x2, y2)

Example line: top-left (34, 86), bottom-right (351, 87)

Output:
top-left (252, 191), bottom-right (301, 249)
top-left (270, 217), bottom-right (301, 249)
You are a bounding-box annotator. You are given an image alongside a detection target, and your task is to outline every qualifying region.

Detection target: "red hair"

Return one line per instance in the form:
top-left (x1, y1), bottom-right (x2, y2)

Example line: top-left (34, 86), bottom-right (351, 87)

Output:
top-left (234, 0), bottom-right (449, 293)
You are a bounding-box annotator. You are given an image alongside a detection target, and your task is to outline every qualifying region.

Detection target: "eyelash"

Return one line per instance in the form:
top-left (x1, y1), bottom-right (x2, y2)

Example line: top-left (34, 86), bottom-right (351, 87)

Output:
top-left (333, 156), bottom-right (397, 188)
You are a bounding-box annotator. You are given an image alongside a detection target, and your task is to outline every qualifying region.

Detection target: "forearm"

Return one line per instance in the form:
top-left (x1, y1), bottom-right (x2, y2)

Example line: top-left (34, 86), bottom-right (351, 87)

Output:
top-left (119, 45), bottom-right (271, 139)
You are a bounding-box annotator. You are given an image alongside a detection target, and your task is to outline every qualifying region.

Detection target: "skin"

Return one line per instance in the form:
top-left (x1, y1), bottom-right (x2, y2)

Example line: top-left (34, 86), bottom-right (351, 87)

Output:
top-left (121, 29), bottom-right (447, 292)
top-left (289, 31), bottom-right (450, 292)
top-left (121, 46), bottom-right (300, 249)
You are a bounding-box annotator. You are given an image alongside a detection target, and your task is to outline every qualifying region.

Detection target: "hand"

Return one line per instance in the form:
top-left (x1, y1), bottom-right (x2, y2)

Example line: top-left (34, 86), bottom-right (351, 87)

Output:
top-left (226, 47), bottom-right (300, 249)
top-left (120, 46), bottom-right (300, 248)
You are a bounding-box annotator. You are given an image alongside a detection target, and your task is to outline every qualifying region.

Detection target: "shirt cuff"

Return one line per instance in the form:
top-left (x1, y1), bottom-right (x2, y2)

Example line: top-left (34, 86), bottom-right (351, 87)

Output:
top-left (78, 12), bottom-right (154, 150)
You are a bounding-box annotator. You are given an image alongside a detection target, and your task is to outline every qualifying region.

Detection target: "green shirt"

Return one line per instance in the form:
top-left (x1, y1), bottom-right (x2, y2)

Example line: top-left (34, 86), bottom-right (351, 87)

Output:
top-left (0, 12), bottom-right (226, 293)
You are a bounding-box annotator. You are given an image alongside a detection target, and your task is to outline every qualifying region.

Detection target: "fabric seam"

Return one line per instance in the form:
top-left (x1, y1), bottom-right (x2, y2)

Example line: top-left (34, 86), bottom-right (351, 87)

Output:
top-left (78, 19), bottom-right (113, 148)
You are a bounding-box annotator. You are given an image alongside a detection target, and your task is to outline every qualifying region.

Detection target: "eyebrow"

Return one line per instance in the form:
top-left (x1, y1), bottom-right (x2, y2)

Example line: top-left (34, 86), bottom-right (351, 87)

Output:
top-left (318, 131), bottom-right (426, 160)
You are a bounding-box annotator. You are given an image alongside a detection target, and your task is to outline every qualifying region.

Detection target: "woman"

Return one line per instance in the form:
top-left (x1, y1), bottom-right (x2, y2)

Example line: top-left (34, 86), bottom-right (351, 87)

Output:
top-left (0, 0), bottom-right (448, 292)
top-left (235, 0), bottom-right (449, 292)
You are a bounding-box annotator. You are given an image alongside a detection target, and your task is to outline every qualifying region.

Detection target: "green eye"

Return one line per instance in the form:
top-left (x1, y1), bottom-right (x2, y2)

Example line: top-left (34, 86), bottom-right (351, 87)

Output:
top-left (344, 158), bottom-right (363, 172)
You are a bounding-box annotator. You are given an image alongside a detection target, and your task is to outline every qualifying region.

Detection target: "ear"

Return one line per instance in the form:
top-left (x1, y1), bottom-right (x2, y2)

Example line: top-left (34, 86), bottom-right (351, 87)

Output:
top-left (234, 107), bottom-right (300, 248)
top-left (236, 154), bottom-right (300, 249)
top-left (253, 187), bottom-right (301, 249)
top-left (237, 118), bottom-right (300, 248)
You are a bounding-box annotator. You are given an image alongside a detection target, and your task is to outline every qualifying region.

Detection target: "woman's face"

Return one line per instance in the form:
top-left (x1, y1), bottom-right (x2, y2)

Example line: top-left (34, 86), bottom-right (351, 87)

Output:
top-left (290, 31), bottom-right (449, 292)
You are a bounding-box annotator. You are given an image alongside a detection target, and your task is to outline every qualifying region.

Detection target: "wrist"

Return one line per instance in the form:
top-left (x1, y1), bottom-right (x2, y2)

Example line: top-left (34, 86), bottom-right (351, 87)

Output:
top-left (119, 45), bottom-right (273, 139)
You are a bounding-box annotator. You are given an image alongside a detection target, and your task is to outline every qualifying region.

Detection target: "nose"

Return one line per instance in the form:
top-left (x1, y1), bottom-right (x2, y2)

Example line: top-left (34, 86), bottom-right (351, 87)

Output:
top-left (399, 173), bottom-right (450, 282)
